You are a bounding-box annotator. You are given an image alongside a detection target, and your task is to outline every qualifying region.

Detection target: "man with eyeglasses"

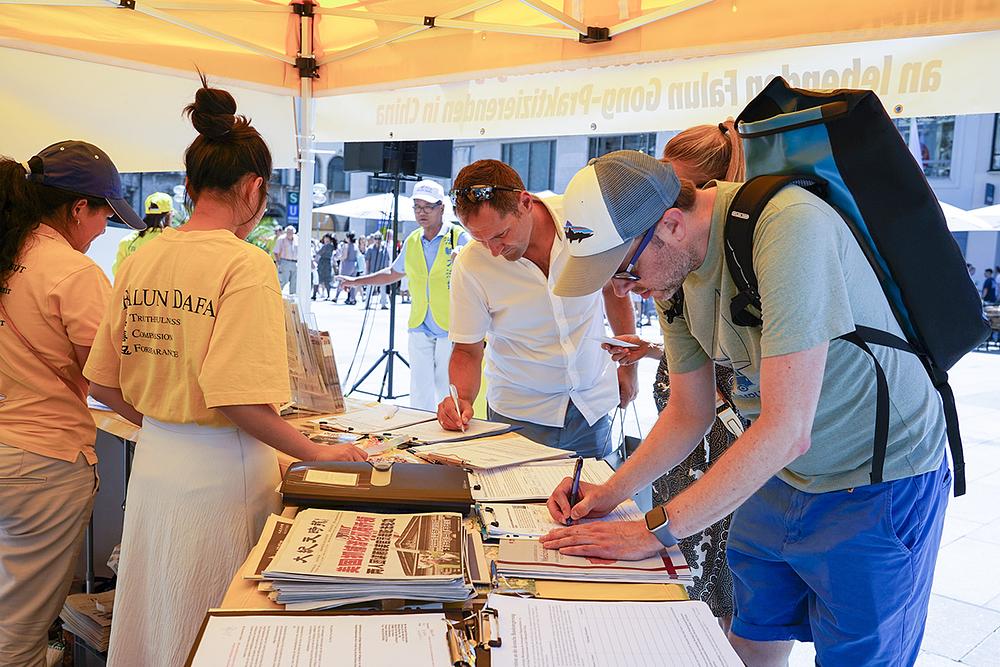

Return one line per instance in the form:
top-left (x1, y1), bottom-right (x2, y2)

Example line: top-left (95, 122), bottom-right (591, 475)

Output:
top-left (338, 179), bottom-right (467, 410)
top-left (542, 151), bottom-right (950, 667)
top-left (437, 159), bottom-right (639, 459)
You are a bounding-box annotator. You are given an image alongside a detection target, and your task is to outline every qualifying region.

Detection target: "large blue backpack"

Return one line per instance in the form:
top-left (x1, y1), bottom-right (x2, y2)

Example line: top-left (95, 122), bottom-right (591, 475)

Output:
top-left (725, 77), bottom-right (989, 496)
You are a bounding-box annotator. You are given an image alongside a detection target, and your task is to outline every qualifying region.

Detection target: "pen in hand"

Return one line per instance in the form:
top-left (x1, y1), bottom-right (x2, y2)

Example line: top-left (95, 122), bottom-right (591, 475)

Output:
top-left (566, 457), bottom-right (584, 526)
top-left (449, 383), bottom-right (466, 433)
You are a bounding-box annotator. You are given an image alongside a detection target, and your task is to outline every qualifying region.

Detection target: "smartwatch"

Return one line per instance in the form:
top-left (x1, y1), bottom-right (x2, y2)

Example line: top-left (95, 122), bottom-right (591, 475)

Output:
top-left (644, 505), bottom-right (678, 547)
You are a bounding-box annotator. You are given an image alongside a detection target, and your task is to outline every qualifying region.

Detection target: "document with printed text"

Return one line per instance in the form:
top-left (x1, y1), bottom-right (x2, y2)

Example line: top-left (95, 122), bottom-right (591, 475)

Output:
top-left (488, 595), bottom-right (743, 667)
top-left (468, 459), bottom-right (615, 501)
top-left (189, 613), bottom-right (452, 667)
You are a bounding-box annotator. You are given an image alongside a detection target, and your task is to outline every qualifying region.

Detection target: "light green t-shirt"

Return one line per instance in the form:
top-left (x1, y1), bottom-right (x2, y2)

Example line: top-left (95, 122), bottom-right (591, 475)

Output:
top-left (659, 181), bottom-right (945, 493)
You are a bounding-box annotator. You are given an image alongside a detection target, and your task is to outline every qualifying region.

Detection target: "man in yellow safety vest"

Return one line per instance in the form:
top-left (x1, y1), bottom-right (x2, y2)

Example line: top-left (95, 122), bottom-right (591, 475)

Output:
top-left (339, 180), bottom-right (467, 410)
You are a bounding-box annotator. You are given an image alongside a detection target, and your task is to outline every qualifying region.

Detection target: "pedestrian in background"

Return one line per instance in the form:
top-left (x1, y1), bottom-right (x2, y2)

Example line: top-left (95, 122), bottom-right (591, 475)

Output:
top-left (113, 191), bottom-right (173, 275)
top-left (272, 224), bottom-right (297, 294)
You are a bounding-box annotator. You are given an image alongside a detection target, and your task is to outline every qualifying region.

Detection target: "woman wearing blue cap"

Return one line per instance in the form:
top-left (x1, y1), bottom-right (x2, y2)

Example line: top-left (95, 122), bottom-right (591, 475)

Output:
top-left (0, 141), bottom-right (144, 665)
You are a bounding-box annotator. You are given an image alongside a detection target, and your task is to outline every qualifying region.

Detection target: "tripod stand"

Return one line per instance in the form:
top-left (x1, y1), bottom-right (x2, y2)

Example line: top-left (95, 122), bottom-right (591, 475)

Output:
top-left (348, 167), bottom-right (419, 401)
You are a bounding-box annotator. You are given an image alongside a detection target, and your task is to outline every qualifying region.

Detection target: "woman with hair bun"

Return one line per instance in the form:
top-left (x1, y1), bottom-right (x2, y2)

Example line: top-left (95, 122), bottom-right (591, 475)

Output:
top-left (85, 77), bottom-right (367, 666)
top-left (0, 140), bottom-right (143, 666)
top-left (601, 119), bottom-right (745, 628)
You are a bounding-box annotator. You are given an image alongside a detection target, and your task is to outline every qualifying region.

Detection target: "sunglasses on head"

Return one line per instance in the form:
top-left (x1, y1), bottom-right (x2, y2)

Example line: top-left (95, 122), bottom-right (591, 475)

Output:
top-left (450, 184), bottom-right (524, 206)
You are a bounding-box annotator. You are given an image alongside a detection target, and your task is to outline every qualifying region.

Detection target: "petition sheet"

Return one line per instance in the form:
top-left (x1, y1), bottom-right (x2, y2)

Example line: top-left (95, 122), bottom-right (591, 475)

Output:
top-left (480, 500), bottom-right (644, 538)
top-left (189, 613), bottom-right (452, 667)
top-left (488, 595), bottom-right (743, 667)
top-left (469, 459), bottom-right (615, 501)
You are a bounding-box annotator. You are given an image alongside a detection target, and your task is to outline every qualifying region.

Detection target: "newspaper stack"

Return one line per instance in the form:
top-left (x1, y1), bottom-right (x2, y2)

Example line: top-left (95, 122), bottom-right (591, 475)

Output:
top-left (263, 508), bottom-right (475, 610)
top-left (495, 539), bottom-right (692, 584)
top-left (59, 590), bottom-right (114, 652)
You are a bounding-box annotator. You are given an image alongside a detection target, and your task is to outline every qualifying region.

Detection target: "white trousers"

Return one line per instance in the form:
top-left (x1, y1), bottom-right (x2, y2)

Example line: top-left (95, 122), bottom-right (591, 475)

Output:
top-left (407, 331), bottom-right (452, 411)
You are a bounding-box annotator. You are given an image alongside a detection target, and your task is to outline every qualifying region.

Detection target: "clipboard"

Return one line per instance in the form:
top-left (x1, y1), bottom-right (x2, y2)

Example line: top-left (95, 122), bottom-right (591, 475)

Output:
top-left (184, 607), bottom-right (503, 667)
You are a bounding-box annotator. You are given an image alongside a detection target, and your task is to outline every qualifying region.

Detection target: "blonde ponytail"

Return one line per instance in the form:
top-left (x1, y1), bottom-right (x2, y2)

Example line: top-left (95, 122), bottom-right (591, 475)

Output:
top-left (662, 118), bottom-right (746, 185)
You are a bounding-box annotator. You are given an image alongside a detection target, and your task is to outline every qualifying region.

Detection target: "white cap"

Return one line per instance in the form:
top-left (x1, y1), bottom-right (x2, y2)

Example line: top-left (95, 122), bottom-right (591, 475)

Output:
top-left (412, 179), bottom-right (446, 203)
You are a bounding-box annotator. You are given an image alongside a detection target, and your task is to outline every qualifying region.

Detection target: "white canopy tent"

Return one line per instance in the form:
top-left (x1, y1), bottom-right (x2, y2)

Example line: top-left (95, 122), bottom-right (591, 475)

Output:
top-left (3, 0), bottom-right (1000, 306)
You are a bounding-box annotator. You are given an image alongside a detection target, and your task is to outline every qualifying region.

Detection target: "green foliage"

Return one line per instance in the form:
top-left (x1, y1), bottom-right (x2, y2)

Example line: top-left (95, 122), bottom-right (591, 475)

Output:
top-left (247, 217), bottom-right (280, 252)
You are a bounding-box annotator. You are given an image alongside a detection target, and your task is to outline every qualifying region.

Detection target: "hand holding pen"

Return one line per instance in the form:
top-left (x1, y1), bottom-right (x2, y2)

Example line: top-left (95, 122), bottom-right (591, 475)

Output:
top-left (566, 457), bottom-right (584, 526)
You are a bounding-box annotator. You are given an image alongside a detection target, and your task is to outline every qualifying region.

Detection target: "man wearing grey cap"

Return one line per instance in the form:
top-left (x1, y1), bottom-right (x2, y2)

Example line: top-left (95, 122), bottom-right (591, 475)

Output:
top-left (542, 151), bottom-right (950, 666)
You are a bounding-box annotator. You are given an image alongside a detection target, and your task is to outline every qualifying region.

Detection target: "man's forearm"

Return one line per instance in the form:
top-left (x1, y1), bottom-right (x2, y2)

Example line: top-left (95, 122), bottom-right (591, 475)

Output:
top-left (449, 344), bottom-right (484, 403)
top-left (664, 415), bottom-right (807, 539)
top-left (606, 399), bottom-right (712, 502)
top-left (350, 268), bottom-right (404, 286)
top-left (603, 285), bottom-right (636, 336)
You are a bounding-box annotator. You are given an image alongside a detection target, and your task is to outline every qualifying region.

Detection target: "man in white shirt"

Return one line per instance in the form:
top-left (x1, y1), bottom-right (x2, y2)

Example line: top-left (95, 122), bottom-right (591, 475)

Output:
top-left (272, 224), bottom-right (298, 294)
top-left (436, 159), bottom-right (638, 458)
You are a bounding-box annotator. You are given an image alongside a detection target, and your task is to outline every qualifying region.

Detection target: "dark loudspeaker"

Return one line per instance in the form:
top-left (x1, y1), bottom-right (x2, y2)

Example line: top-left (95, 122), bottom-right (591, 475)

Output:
top-left (343, 141), bottom-right (453, 178)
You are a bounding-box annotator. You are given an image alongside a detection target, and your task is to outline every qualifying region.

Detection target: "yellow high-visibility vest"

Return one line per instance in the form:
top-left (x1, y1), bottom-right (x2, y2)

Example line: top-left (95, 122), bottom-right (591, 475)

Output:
top-left (404, 225), bottom-right (460, 331)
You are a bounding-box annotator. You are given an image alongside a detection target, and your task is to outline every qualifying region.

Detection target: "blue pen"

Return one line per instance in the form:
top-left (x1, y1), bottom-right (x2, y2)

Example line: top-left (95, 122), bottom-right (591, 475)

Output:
top-left (566, 457), bottom-right (584, 526)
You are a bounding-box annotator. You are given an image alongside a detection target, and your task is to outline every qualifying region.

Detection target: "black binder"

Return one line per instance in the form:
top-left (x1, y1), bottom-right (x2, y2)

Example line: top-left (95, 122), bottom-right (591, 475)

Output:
top-left (281, 461), bottom-right (474, 515)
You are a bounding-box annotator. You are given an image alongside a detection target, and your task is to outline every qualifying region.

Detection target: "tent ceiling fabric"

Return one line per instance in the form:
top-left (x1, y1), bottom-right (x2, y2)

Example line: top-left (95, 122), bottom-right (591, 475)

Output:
top-left (0, 45), bottom-right (298, 171)
top-left (1, 1), bottom-right (998, 94)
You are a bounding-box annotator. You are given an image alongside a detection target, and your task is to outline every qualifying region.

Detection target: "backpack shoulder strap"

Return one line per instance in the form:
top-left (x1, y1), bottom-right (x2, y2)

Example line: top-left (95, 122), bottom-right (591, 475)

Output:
top-left (724, 175), bottom-right (825, 327)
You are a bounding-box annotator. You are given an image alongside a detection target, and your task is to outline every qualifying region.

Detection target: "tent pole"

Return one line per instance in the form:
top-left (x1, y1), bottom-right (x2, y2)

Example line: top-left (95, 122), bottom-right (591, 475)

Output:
top-left (296, 2), bottom-right (317, 313)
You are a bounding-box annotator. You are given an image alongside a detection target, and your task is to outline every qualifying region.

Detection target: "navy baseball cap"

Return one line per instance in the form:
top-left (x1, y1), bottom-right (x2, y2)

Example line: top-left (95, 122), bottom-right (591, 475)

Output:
top-left (27, 141), bottom-right (145, 230)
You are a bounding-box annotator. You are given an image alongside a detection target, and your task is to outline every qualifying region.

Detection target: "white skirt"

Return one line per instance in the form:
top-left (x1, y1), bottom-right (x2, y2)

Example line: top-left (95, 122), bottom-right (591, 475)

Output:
top-left (107, 418), bottom-right (281, 667)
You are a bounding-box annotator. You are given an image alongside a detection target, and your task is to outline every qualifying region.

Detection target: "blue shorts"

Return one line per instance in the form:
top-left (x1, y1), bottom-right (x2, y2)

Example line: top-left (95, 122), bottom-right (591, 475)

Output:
top-left (728, 454), bottom-right (950, 666)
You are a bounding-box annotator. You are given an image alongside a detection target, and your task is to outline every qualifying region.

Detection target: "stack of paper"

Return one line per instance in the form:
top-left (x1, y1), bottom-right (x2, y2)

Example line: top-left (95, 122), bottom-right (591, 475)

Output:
top-left (495, 539), bottom-right (691, 584)
top-left (478, 500), bottom-right (644, 540)
top-left (410, 433), bottom-right (570, 470)
top-left (388, 417), bottom-right (511, 444)
top-left (314, 404), bottom-right (435, 433)
top-left (59, 590), bottom-right (114, 652)
top-left (468, 458), bottom-right (616, 501)
top-left (188, 612), bottom-right (452, 667)
top-left (488, 595), bottom-right (743, 667)
top-left (262, 508), bottom-right (474, 610)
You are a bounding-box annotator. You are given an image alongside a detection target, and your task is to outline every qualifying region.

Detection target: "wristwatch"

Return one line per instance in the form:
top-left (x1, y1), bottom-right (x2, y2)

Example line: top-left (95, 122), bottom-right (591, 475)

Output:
top-left (644, 505), bottom-right (678, 547)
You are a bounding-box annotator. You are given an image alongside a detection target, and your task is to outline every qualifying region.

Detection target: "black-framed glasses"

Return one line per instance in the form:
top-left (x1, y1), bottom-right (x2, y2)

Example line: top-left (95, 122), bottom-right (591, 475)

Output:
top-left (413, 201), bottom-right (443, 214)
top-left (450, 184), bottom-right (523, 206)
top-left (612, 225), bottom-right (658, 282)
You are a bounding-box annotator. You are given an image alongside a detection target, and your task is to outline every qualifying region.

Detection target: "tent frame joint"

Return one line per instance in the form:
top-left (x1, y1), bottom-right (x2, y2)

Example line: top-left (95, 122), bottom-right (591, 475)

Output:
top-left (118, 0), bottom-right (136, 9)
top-left (296, 55), bottom-right (319, 79)
top-left (579, 26), bottom-right (611, 44)
top-left (423, 15), bottom-right (436, 28)
top-left (292, 1), bottom-right (315, 18)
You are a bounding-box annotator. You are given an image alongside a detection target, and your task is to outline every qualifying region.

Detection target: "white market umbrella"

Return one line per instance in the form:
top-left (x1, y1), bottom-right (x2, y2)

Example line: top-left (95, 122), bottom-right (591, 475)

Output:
top-left (314, 193), bottom-right (459, 223)
top-left (969, 204), bottom-right (1000, 229)
top-left (941, 202), bottom-right (1000, 232)
top-left (314, 193), bottom-right (415, 221)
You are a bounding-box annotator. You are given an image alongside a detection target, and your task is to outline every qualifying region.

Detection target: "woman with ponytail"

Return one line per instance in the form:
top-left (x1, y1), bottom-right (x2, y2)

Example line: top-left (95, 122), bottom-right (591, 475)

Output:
top-left (84, 77), bottom-right (367, 666)
top-left (0, 142), bottom-right (143, 665)
top-left (601, 119), bottom-right (745, 628)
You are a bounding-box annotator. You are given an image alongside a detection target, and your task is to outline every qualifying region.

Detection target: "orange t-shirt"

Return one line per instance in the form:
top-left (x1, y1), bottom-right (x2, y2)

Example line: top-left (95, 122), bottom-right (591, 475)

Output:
top-left (0, 225), bottom-right (111, 464)
top-left (84, 228), bottom-right (291, 427)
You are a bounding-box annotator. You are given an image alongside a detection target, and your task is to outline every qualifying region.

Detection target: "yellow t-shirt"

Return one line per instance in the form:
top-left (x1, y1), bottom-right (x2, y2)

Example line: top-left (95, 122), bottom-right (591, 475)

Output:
top-left (0, 225), bottom-right (111, 464)
top-left (84, 227), bottom-right (291, 426)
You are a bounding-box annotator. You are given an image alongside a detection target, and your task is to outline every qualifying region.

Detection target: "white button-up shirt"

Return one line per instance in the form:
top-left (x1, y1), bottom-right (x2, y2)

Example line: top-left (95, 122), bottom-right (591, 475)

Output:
top-left (448, 195), bottom-right (619, 427)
